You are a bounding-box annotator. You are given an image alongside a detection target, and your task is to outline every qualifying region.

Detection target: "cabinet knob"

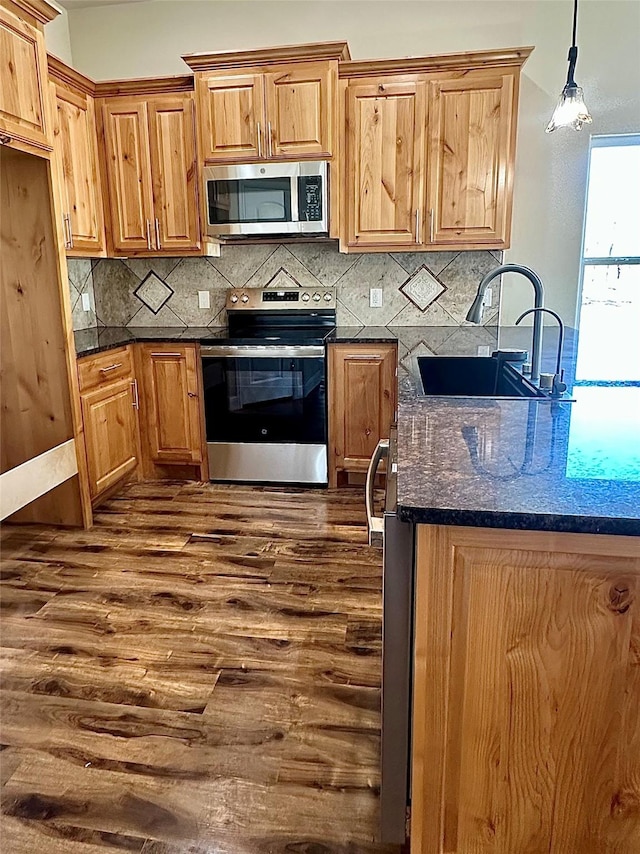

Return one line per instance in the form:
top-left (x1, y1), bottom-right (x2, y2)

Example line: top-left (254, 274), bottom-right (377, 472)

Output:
top-left (188, 391), bottom-right (197, 398)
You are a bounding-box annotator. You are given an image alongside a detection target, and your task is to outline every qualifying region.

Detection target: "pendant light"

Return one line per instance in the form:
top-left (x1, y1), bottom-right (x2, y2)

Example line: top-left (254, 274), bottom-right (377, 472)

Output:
top-left (546, 0), bottom-right (592, 132)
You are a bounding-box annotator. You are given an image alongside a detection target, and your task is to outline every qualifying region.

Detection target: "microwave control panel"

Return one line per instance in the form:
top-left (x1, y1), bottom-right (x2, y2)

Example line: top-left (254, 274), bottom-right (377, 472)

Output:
top-left (298, 175), bottom-right (323, 222)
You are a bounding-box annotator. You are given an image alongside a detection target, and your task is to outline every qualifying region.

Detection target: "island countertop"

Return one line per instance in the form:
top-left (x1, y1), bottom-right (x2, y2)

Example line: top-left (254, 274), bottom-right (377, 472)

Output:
top-left (394, 326), bottom-right (640, 536)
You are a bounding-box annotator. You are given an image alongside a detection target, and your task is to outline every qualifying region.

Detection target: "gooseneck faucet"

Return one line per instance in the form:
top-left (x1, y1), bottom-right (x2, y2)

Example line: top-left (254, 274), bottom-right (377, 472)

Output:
top-left (516, 306), bottom-right (567, 396)
top-left (466, 264), bottom-right (545, 383)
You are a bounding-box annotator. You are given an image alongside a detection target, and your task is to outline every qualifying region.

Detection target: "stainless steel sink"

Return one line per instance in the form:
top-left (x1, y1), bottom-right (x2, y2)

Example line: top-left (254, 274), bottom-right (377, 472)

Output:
top-left (417, 356), bottom-right (546, 399)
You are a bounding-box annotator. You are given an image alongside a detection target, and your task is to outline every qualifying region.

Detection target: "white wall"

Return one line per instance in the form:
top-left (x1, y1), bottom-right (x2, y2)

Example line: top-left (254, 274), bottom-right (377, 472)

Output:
top-left (65, 0), bottom-right (640, 325)
top-left (44, 1), bottom-right (73, 64)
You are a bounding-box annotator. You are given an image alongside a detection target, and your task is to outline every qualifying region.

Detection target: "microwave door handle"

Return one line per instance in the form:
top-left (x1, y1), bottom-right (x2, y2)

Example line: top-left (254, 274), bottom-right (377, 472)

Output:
top-left (366, 439), bottom-right (389, 547)
top-left (291, 172), bottom-right (300, 223)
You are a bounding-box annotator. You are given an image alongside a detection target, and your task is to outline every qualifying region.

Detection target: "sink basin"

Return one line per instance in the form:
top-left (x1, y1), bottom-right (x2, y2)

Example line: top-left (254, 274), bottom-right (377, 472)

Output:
top-left (417, 356), bottom-right (546, 399)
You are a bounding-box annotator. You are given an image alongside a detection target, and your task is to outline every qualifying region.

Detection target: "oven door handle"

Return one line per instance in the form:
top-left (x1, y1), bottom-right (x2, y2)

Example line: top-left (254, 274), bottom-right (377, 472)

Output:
top-left (200, 344), bottom-right (325, 359)
top-left (366, 438), bottom-right (389, 548)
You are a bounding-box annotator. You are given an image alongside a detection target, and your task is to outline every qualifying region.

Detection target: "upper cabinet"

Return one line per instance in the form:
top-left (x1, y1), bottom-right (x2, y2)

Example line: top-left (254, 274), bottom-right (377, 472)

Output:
top-left (340, 48), bottom-right (532, 253)
top-left (48, 56), bottom-right (107, 256)
top-left (344, 79), bottom-right (426, 248)
top-left (97, 78), bottom-right (201, 255)
top-left (183, 42), bottom-right (349, 164)
top-left (0, 0), bottom-right (57, 156)
top-left (427, 72), bottom-right (516, 246)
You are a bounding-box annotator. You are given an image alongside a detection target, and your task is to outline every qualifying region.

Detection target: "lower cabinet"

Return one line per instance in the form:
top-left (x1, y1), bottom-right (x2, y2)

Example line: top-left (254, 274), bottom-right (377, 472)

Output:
top-left (81, 376), bottom-right (140, 499)
top-left (137, 344), bottom-right (205, 466)
top-left (328, 342), bottom-right (397, 487)
top-left (411, 524), bottom-right (640, 853)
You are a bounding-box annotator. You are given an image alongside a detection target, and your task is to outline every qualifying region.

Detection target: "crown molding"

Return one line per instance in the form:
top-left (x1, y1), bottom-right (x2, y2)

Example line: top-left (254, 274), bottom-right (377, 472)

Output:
top-left (47, 53), bottom-right (95, 95)
top-left (3, 0), bottom-right (59, 25)
top-left (339, 46), bottom-right (534, 79)
top-left (182, 40), bottom-right (351, 72)
top-left (94, 75), bottom-right (194, 97)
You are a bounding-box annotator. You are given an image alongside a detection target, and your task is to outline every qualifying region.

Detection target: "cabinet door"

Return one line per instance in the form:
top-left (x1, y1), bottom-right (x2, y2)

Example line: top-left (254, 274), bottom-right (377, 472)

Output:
top-left (147, 95), bottom-right (200, 252)
top-left (265, 63), bottom-right (332, 158)
top-left (81, 378), bottom-right (139, 498)
top-left (412, 525), bottom-right (640, 854)
top-left (427, 73), bottom-right (516, 247)
top-left (196, 73), bottom-right (264, 162)
top-left (328, 343), bottom-right (397, 485)
top-left (101, 99), bottom-right (155, 253)
top-left (0, 5), bottom-right (49, 152)
top-left (345, 80), bottom-right (425, 248)
top-left (54, 85), bottom-right (106, 255)
top-left (139, 345), bottom-right (203, 463)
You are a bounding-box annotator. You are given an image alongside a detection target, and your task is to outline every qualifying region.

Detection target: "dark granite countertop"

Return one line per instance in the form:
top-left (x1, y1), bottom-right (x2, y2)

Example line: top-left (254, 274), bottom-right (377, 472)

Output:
top-left (74, 325), bottom-right (402, 358)
top-left (394, 327), bottom-right (640, 536)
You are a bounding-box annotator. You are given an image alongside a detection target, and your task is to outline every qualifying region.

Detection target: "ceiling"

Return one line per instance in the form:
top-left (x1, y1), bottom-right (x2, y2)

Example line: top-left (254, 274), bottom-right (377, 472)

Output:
top-left (57, 0), bottom-right (149, 10)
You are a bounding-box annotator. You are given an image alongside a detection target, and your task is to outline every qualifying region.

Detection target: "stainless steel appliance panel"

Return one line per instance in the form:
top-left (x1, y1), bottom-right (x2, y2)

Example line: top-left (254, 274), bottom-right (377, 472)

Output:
top-left (207, 441), bottom-right (327, 484)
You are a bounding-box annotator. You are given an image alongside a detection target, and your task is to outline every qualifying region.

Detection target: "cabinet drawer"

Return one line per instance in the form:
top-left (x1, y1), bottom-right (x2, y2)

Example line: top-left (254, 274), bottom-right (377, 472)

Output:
top-left (78, 346), bottom-right (134, 392)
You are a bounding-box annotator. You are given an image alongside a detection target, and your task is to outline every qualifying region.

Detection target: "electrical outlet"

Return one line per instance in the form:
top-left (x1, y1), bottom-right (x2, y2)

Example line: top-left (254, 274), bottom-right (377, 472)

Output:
top-left (81, 293), bottom-right (91, 312)
top-left (482, 287), bottom-right (493, 308)
top-left (198, 290), bottom-right (211, 310)
top-left (477, 345), bottom-right (491, 357)
top-left (369, 288), bottom-right (383, 308)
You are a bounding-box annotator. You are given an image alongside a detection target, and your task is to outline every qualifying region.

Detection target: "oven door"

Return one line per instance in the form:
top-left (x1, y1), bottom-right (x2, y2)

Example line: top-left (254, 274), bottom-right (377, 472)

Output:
top-left (204, 162), bottom-right (328, 236)
top-left (201, 344), bottom-right (328, 484)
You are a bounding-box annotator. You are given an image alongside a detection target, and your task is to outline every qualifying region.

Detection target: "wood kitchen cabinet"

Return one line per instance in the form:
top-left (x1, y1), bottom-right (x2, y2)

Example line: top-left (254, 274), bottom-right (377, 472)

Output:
top-left (328, 342), bottom-right (397, 487)
top-left (48, 56), bottom-right (106, 256)
top-left (77, 346), bottom-right (141, 501)
top-left (411, 524), bottom-right (640, 853)
top-left (137, 344), bottom-right (206, 474)
top-left (98, 82), bottom-right (200, 255)
top-left (340, 47), bottom-right (532, 252)
top-left (184, 43), bottom-right (349, 164)
top-left (0, 0), bottom-right (55, 157)
top-left (344, 78), bottom-right (426, 248)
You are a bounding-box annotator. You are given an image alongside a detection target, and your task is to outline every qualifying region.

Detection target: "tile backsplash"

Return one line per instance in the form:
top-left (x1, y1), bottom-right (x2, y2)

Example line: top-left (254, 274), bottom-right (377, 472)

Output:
top-left (68, 242), bottom-right (502, 332)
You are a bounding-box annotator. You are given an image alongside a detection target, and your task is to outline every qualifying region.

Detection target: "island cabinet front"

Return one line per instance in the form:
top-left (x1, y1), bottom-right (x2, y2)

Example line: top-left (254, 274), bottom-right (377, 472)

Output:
top-left (411, 524), bottom-right (640, 854)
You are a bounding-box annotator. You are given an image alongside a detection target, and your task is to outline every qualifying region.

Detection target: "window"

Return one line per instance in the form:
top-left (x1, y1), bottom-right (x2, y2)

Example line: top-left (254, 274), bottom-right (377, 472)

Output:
top-left (575, 134), bottom-right (640, 383)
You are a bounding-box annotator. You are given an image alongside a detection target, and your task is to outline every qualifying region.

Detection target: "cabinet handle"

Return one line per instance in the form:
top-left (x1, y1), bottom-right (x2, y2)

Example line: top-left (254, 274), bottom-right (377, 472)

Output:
top-left (154, 217), bottom-right (161, 250)
top-left (267, 121), bottom-right (273, 157)
top-left (415, 209), bottom-right (421, 244)
top-left (0, 133), bottom-right (12, 145)
top-left (99, 363), bottom-right (122, 373)
top-left (131, 378), bottom-right (139, 410)
top-left (366, 439), bottom-right (389, 547)
top-left (63, 213), bottom-right (73, 249)
top-left (347, 354), bottom-right (382, 360)
top-left (257, 121), bottom-right (262, 158)
top-left (150, 352), bottom-right (182, 357)
top-left (146, 219), bottom-right (152, 250)
top-left (187, 391), bottom-right (197, 398)
top-left (429, 208), bottom-right (435, 243)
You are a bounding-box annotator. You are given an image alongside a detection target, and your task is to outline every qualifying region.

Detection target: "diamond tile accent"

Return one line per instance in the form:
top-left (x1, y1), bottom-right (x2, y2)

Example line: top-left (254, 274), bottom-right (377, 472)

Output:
top-left (265, 268), bottom-right (301, 289)
top-left (399, 266), bottom-right (446, 312)
top-left (133, 272), bottom-right (174, 314)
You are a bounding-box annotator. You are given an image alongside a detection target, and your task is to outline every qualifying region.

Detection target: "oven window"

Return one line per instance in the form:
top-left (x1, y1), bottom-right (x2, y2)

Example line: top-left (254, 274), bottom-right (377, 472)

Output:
top-left (207, 178), bottom-right (292, 225)
top-left (202, 356), bottom-right (326, 443)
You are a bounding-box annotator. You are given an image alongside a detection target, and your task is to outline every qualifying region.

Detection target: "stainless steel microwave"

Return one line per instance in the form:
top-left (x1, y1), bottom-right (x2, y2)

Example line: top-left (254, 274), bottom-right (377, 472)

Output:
top-left (203, 161), bottom-right (328, 237)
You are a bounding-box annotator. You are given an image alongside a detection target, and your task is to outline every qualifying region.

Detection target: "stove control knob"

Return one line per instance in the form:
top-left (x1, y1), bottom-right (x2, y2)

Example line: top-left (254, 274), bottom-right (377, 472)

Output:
top-left (301, 292), bottom-right (310, 302)
top-left (241, 293), bottom-right (250, 303)
top-left (230, 294), bottom-right (239, 303)
top-left (312, 292), bottom-right (321, 302)
top-left (323, 292), bottom-right (333, 302)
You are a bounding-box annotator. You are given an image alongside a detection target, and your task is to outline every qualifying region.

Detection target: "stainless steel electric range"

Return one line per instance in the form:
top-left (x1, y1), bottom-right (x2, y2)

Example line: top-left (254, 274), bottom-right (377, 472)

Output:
top-left (200, 287), bottom-right (336, 484)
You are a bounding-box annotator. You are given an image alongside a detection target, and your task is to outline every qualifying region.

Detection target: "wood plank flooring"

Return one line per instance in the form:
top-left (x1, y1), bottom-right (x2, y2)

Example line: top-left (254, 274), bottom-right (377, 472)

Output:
top-left (0, 482), bottom-right (399, 853)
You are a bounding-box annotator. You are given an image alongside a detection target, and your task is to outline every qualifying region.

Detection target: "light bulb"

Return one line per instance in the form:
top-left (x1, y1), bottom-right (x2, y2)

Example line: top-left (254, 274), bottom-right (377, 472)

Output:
top-left (546, 84), bottom-right (592, 133)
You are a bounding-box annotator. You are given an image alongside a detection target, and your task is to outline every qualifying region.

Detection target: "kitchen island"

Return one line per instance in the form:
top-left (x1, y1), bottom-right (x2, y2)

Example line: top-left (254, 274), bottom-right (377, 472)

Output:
top-left (394, 336), bottom-right (640, 853)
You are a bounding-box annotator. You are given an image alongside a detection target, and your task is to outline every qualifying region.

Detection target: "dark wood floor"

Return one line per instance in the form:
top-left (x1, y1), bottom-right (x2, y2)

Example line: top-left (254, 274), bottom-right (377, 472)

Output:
top-left (0, 481), bottom-right (399, 853)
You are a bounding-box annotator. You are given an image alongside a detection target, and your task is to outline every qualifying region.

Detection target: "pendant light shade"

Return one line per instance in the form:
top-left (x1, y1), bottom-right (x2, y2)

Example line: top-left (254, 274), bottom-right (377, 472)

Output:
top-left (546, 0), bottom-right (592, 132)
